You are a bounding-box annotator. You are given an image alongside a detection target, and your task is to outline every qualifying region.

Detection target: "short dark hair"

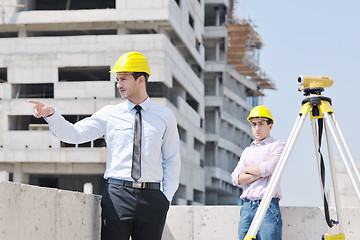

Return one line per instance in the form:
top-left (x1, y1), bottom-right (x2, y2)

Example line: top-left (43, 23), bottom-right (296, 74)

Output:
top-left (250, 117), bottom-right (273, 125)
top-left (132, 72), bottom-right (149, 83)
top-left (265, 118), bottom-right (273, 125)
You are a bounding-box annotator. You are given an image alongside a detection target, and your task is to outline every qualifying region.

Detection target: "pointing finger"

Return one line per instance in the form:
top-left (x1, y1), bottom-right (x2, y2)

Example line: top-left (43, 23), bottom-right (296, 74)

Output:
top-left (28, 100), bottom-right (43, 106)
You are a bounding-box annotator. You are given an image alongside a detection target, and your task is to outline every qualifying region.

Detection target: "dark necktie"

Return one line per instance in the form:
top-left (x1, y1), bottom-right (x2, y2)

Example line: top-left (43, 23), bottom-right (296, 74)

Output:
top-left (131, 105), bottom-right (142, 181)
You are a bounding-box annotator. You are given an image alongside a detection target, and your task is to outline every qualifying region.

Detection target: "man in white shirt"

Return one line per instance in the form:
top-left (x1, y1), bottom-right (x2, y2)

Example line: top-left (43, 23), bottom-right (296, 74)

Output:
top-left (29, 51), bottom-right (181, 240)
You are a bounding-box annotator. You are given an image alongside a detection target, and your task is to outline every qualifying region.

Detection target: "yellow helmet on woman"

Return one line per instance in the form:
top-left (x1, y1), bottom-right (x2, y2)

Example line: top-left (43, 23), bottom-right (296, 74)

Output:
top-left (247, 105), bottom-right (274, 124)
top-left (109, 51), bottom-right (151, 75)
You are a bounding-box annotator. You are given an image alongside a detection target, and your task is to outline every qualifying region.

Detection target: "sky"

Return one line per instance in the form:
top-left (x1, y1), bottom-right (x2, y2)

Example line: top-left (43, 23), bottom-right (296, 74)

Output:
top-left (236, 0), bottom-right (360, 206)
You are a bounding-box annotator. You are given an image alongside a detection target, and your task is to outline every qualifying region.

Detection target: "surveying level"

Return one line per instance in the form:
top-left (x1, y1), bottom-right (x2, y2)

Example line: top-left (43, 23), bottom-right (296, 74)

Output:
top-left (244, 75), bottom-right (360, 240)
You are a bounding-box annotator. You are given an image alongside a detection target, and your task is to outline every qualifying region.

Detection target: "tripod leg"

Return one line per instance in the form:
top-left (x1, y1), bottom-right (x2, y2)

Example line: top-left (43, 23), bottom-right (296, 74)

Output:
top-left (330, 113), bottom-right (360, 186)
top-left (323, 112), bottom-right (360, 200)
top-left (324, 118), bottom-right (344, 235)
top-left (245, 113), bottom-right (308, 239)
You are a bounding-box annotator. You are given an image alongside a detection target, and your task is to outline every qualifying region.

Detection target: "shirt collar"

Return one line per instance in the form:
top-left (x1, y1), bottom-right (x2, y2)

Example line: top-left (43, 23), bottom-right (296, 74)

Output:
top-left (125, 96), bottom-right (151, 111)
top-left (251, 136), bottom-right (274, 147)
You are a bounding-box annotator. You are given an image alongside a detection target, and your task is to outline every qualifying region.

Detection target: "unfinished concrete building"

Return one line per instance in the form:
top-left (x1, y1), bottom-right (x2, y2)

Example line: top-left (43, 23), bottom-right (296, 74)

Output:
top-left (0, 0), bottom-right (274, 205)
top-left (203, 1), bottom-right (274, 204)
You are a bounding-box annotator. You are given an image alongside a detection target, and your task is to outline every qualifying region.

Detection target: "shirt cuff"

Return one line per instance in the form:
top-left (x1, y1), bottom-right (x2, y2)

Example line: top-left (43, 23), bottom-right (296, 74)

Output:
top-left (44, 109), bottom-right (60, 123)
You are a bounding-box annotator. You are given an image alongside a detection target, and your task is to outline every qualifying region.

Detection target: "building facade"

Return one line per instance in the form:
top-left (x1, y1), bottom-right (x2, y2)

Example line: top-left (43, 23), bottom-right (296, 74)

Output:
top-left (0, 0), bottom-right (274, 205)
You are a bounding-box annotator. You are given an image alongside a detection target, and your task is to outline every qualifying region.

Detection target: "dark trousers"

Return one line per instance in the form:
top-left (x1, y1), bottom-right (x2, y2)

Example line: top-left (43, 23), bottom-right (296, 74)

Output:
top-left (101, 183), bottom-right (170, 240)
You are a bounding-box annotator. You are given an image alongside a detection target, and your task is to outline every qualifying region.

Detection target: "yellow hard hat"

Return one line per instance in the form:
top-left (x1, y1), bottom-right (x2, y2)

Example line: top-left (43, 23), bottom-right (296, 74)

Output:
top-left (109, 51), bottom-right (151, 75)
top-left (247, 105), bottom-right (274, 124)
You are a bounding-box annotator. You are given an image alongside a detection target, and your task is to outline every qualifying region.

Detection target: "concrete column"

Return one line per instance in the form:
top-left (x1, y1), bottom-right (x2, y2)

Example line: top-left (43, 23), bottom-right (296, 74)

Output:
top-left (13, 163), bottom-right (29, 184)
top-left (170, 86), bottom-right (185, 107)
top-left (215, 8), bottom-right (220, 26)
top-left (215, 42), bottom-right (220, 61)
top-left (214, 109), bottom-right (220, 134)
top-left (0, 171), bottom-right (9, 182)
top-left (117, 26), bottom-right (129, 35)
top-left (18, 26), bottom-right (27, 37)
top-left (215, 75), bottom-right (220, 96)
top-left (83, 182), bottom-right (93, 194)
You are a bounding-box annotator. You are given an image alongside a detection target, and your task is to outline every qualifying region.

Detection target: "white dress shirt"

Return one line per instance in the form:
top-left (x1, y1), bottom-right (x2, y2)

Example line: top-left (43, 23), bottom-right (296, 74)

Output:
top-left (45, 97), bottom-right (181, 201)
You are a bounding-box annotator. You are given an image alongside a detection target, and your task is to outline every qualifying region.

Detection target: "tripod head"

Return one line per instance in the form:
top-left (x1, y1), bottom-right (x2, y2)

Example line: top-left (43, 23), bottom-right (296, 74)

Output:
top-left (298, 75), bottom-right (333, 96)
top-left (298, 75), bottom-right (333, 117)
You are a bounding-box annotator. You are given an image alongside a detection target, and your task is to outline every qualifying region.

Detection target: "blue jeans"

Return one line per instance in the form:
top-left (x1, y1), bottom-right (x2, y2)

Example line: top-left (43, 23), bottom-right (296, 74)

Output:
top-left (238, 198), bottom-right (282, 240)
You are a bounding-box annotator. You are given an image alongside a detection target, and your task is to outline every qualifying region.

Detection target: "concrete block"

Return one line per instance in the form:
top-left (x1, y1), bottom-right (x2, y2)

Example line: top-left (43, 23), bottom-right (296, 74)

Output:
top-left (165, 206), bottom-right (194, 239)
top-left (0, 182), bottom-right (57, 240)
top-left (192, 206), bottom-right (239, 239)
top-left (282, 207), bottom-right (327, 239)
top-left (0, 182), bottom-right (101, 240)
top-left (1, 182), bottom-right (359, 240)
top-left (56, 190), bottom-right (101, 240)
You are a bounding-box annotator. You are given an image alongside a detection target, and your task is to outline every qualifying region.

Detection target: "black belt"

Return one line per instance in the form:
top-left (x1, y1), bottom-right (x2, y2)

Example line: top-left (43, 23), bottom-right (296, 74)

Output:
top-left (108, 178), bottom-right (161, 190)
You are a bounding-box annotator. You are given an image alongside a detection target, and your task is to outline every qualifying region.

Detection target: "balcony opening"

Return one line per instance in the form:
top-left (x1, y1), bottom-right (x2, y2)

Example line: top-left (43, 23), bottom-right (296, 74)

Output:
top-left (32, 0), bottom-right (115, 10)
top-left (94, 138), bottom-right (106, 148)
top-left (0, 68), bottom-right (7, 83)
top-left (191, 63), bottom-right (203, 80)
top-left (8, 115), bottom-right (47, 130)
top-left (30, 29), bottom-right (117, 37)
top-left (12, 83), bottom-right (54, 98)
top-left (178, 125), bottom-right (187, 143)
top-left (186, 92), bottom-right (199, 112)
top-left (205, 110), bottom-right (216, 134)
top-left (194, 189), bottom-right (204, 203)
top-left (128, 29), bottom-right (157, 34)
top-left (118, 81), bottom-right (170, 99)
top-left (205, 5), bottom-right (227, 26)
top-left (169, 78), bottom-right (185, 108)
top-left (246, 88), bottom-right (260, 107)
top-left (0, 32), bottom-right (18, 38)
top-left (205, 142), bottom-right (215, 166)
top-left (59, 66), bottom-right (110, 82)
top-left (189, 14), bottom-right (194, 29)
top-left (29, 174), bottom-right (107, 195)
top-left (194, 138), bottom-right (203, 152)
top-left (147, 82), bottom-right (168, 98)
top-left (205, 45), bottom-right (216, 61)
top-left (195, 38), bottom-right (201, 52)
top-left (205, 77), bottom-right (216, 96)
top-left (78, 142), bottom-right (91, 148)
top-left (194, 138), bottom-right (204, 168)
top-left (172, 184), bottom-right (186, 205)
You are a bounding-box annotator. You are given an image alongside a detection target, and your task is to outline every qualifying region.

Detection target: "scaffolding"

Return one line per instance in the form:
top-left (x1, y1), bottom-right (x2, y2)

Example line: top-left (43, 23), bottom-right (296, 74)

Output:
top-left (227, 19), bottom-right (275, 91)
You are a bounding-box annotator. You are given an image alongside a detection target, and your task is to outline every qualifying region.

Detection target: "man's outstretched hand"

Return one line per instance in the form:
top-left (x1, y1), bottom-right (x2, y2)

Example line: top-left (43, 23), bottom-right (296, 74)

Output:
top-left (28, 100), bottom-right (55, 118)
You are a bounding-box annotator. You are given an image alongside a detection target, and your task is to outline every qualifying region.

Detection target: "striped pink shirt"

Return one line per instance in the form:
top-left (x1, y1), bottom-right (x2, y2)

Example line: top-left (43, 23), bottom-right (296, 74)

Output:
top-left (231, 137), bottom-right (285, 200)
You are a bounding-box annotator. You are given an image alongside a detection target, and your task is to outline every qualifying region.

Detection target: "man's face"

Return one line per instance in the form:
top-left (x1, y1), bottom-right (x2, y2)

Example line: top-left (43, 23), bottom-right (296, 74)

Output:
top-left (116, 73), bottom-right (140, 100)
top-left (251, 118), bottom-right (272, 142)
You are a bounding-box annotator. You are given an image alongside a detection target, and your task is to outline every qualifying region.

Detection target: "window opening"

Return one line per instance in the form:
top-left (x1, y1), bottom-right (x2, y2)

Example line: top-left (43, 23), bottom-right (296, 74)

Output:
top-left (0, 68), bottom-right (7, 83)
top-left (59, 66), bottom-right (110, 82)
top-left (12, 83), bottom-right (54, 98)
top-left (33, 0), bottom-right (115, 10)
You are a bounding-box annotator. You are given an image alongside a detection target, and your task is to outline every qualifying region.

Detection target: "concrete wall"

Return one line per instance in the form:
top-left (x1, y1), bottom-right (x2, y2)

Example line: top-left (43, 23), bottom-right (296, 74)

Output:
top-left (1, 182), bottom-right (359, 240)
top-left (0, 181), bottom-right (101, 240)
